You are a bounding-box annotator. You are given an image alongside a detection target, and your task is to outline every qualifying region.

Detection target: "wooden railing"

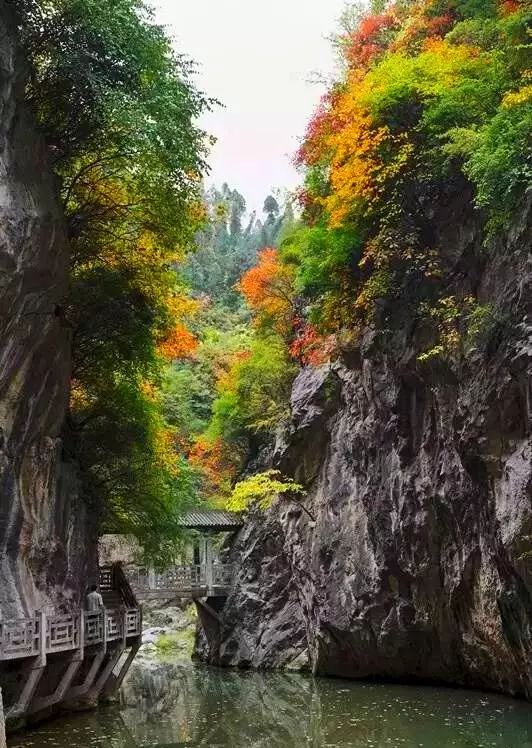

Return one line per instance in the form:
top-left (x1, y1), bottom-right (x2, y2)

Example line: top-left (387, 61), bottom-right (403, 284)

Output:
top-left (0, 618), bottom-right (40, 660)
top-left (85, 610), bottom-right (105, 645)
top-left (212, 564), bottom-right (233, 587)
top-left (0, 608), bottom-right (142, 662)
top-left (113, 564), bottom-right (138, 609)
top-left (0, 567), bottom-right (142, 663)
top-left (125, 563), bottom-right (234, 596)
top-left (46, 614), bottom-right (80, 653)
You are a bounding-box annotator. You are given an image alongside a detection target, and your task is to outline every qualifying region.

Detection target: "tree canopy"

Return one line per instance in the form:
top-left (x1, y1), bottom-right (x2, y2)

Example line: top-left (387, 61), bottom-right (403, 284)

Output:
top-left (17, 0), bottom-right (212, 559)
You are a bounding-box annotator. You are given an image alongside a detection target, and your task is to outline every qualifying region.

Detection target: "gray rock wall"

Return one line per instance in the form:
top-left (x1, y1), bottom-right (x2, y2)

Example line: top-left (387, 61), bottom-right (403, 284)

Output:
top-left (0, 688), bottom-right (5, 748)
top-left (200, 198), bottom-right (532, 698)
top-left (0, 3), bottom-right (95, 618)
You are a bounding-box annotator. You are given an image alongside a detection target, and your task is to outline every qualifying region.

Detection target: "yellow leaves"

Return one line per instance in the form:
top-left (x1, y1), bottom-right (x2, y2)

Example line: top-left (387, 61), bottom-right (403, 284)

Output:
top-left (226, 470), bottom-right (305, 513)
top-left (140, 380), bottom-right (159, 401)
top-left (153, 425), bottom-right (181, 478)
top-left (325, 125), bottom-right (413, 227)
top-left (166, 294), bottom-right (201, 319)
top-left (311, 36), bottom-right (484, 228)
top-left (502, 81), bottom-right (532, 108)
top-left (322, 105), bottom-right (390, 226)
top-left (188, 199), bottom-right (208, 225)
top-left (70, 382), bottom-right (91, 411)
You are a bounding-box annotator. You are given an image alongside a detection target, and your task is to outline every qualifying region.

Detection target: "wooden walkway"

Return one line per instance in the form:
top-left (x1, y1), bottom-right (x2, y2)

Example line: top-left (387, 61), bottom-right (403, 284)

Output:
top-left (126, 563), bottom-right (234, 600)
top-left (1, 512), bottom-right (243, 727)
top-left (0, 566), bottom-right (142, 725)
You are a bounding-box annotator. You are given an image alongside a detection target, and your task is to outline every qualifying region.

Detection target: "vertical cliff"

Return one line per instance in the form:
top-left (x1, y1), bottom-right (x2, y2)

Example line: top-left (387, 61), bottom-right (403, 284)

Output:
top-left (199, 196), bottom-right (532, 698)
top-left (0, 3), bottom-right (94, 618)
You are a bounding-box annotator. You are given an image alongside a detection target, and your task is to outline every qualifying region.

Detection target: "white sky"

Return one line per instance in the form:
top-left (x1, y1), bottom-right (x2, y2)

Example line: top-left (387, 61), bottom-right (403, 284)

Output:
top-left (154, 0), bottom-right (347, 214)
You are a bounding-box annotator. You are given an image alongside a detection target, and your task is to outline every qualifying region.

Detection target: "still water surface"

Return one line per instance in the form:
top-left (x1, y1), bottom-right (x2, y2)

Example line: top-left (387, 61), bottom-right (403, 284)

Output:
top-left (11, 661), bottom-right (532, 748)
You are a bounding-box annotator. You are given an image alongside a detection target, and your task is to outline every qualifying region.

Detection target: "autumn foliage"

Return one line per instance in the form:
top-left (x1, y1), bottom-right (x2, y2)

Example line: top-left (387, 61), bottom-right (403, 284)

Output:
top-left (238, 248), bottom-right (295, 334)
top-left (287, 0), bottom-right (530, 345)
top-left (344, 9), bottom-right (401, 70)
top-left (158, 324), bottom-right (198, 360)
top-left (289, 322), bottom-right (336, 367)
top-left (188, 435), bottom-right (236, 501)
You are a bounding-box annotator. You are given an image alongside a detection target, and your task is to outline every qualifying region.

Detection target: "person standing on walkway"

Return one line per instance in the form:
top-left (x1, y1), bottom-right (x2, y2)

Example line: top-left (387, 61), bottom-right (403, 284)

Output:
top-left (86, 584), bottom-right (104, 611)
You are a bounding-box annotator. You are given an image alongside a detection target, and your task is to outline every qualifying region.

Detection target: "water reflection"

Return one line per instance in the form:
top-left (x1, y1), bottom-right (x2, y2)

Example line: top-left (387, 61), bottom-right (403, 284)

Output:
top-left (11, 661), bottom-right (532, 747)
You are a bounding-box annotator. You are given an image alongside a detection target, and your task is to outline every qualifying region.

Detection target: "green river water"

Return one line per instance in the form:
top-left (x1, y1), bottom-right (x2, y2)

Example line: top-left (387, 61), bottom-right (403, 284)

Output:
top-left (10, 662), bottom-right (532, 747)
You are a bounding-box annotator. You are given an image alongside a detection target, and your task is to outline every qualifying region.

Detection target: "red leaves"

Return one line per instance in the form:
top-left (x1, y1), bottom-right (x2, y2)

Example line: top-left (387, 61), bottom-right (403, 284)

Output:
top-left (295, 90), bottom-right (344, 168)
top-left (344, 10), bottom-right (400, 70)
top-left (499, 0), bottom-right (520, 15)
top-left (289, 321), bottom-right (336, 366)
top-left (188, 436), bottom-right (235, 498)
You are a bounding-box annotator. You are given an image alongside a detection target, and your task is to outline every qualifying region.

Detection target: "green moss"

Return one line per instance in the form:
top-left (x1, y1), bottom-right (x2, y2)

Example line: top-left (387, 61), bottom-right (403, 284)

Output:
top-left (155, 628), bottom-right (196, 659)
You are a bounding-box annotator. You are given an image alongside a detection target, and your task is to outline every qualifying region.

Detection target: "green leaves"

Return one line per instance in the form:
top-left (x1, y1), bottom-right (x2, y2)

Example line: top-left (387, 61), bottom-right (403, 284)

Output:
top-left (280, 223), bottom-right (361, 298)
top-left (460, 96), bottom-right (532, 228)
top-left (209, 335), bottom-right (297, 446)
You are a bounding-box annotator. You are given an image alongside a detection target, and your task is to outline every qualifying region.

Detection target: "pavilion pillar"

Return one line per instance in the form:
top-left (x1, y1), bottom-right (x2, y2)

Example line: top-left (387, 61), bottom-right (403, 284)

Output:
top-left (193, 539), bottom-right (201, 566)
top-left (204, 536), bottom-right (214, 592)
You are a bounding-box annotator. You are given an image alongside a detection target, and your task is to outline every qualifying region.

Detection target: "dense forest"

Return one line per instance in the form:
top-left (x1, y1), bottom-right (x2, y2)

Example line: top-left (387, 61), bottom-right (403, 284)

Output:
top-left (11, 0), bottom-right (531, 564)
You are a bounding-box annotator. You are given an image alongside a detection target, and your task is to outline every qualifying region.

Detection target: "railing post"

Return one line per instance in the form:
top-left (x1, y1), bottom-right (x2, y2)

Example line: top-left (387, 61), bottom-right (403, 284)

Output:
top-left (103, 608), bottom-right (108, 649)
top-left (76, 610), bottom-right (85, 661)
top-left (9, 612), bottom-right (47, 718)
top-left (37, 611), bottom-right (47, 665)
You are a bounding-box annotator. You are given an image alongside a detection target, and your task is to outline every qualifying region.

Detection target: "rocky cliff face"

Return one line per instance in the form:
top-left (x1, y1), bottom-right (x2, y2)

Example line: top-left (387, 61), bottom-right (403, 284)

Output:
top-left (0, 4), bottom-right (94, 618)
top-left (200, 196), bottom-right (532, 698)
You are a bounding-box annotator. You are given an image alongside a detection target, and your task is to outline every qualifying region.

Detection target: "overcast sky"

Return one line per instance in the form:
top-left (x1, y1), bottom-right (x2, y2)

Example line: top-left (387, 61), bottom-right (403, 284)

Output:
top-left (154, 0), bottom-right (347, 214)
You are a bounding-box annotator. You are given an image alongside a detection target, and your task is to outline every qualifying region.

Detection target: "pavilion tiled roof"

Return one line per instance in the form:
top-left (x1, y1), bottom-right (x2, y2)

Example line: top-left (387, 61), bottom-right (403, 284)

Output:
top-left (177, 509), bottom-right (243, 531)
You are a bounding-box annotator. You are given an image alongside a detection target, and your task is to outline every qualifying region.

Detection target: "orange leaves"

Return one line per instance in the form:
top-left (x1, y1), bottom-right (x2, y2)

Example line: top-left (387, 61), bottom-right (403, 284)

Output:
top-left (499, 0), bottom-right (521, 15)
top-left (314, 92), bottom-right (414, 226)
top-left (188, 435), bottom-right (236, 501)
top-left (391, 1), bottom-right (454, 54)
top-left (158, 292), bottom-right (201, 361)
top-left (324, 107), bottom-right (391, 225)
top-left (158, 323), bottom-right (198, 360)
top-left (238, 248), bottom-right (295, 334)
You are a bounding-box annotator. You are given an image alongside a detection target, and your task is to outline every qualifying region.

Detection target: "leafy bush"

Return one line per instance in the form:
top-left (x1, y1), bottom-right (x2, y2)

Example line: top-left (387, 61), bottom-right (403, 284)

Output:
top-left (227, 470), bottom-right (305, 513)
